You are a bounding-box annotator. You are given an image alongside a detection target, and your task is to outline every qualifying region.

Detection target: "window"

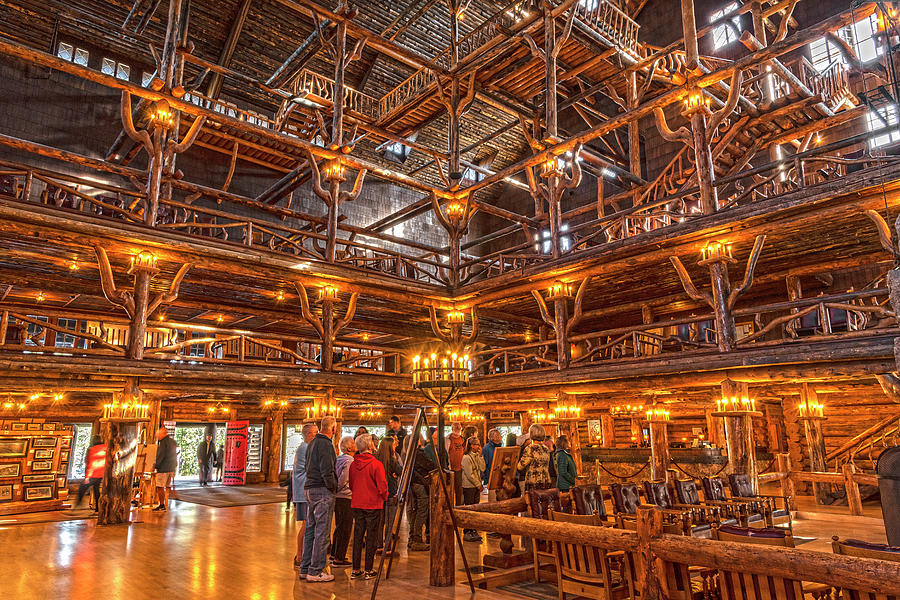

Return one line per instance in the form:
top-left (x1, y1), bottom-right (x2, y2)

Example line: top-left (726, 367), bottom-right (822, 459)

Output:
top-left (141, 71), bottom-right (154, 87)
top-left (54, 318), bottom-right (77, 348)
top-left (867, 104), bottom-right (900, 148)
top-left (101, 58), bottom-right (131, 81)
top-left (810, 13), bottom-right (881, 72)
top-left (534, 223), bottom-right (570, 254)
top-left (188, 331), bottom-right (205, 357)
top-left (461, 166), bottom-right (485, 184)
top-left (68, 423), bottom-right (94, 479)
top-left (710, 2), bottom-right (742, 50)
top-left (383, 141), bottom-right (411, 163)
top-left (57, 42), bottom-right (89, 66)
top-left (24, 315), bottom-right (48, 346)
top-left (246, 424), bottom-right (264, 472)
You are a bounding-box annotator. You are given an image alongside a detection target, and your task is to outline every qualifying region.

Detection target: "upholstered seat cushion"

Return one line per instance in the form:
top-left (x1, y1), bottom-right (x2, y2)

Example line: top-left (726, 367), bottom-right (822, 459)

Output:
top-left (643, 480), bottom-right (673, 509)
top-left (842, 539), bottom-right (900, 552)
top-left (674, 479), bottom-right (701, 505)
top-left (610, 482), bottom-right (641, 515)
top-left (572, 484), bottom-right (607, 519)
top-left (527, 488), bottom-right (562, 520)
top-left (718, 525), bottom-right (788, 539)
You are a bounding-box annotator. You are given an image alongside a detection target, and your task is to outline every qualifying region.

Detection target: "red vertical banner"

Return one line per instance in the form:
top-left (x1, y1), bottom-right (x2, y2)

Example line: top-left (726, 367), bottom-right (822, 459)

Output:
top-left (224, 421), bottom-right (249, 486)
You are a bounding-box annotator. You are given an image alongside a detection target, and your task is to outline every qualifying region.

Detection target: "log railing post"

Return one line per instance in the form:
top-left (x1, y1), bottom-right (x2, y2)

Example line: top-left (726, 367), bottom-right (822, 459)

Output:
top-left (0, 310), bottom-right (8, 345)
top-left (776, 453), bottom-right (796, 510)
top-left (842, 463), bottom-right (863, 516)
top-left (649, 418), bottom-right (671, 482)
top-left (800, 383), bottom-right (829, 503)
top-left (429, 469), bottom-right (455, 586)
top-left (636, 505), bottom-right (664, 600)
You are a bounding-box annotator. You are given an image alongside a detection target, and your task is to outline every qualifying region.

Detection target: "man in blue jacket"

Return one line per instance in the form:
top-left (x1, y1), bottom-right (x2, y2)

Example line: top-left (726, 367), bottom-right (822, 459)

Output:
top-left (481, 428), bottom-right (502, 491)
top-left (293, 423), bottom-right (317, 571)
top-left (302, 416), bottom-right (337, 582)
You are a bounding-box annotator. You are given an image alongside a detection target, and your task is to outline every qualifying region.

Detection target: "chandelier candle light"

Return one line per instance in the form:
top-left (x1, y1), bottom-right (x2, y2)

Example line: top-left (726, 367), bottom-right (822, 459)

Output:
top-left (645, 407), bottom-right (670, 422)
top-left (103, 400), bottom-right (150, 420)
top-left (715, 395), bottom-right (758, 414)
top-left (798, 397), bottom-right (825, 419)
top-left (412, 346), bottom-right (470, 465)
top-left (610, 404), bottom-right (644, 418)
top-left (305, 398), bottom-right (342, 421)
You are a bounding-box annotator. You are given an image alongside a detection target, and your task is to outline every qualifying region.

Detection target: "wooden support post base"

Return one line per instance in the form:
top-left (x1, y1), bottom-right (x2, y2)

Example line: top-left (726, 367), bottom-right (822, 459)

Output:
top-left (429, 469), bottom-right (455, 587)
top-left (482, 550), bottom-right (532, 569)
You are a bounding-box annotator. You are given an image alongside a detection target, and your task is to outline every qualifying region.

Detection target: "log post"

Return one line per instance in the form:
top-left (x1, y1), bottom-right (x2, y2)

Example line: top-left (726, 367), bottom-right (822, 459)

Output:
top-left (680, 0), bottom-right (700, 72)
top-left (266, 410), bottom-right (285, 483)
top-left (842, 463), bottom-right (863, 516)
top-left (776, 453), bottom-right (796, 509)
top-left (601, 413), bottom-right (615, 447)
top-left (707, 260), bottom-right (735, 351)
top-left (800, 383), bottom-right (828, 503)
top-left (630, 417), bottom-right (644, 445)
top-left (706, 406), bottom-right (726, 449)
top-left (128, 269), bottom-right (152, 360)
top-left (720, 379), bottom-right (758, 493)
top-left (636, 505), bottom-right (664, 600)
top-left (429, 469), bottom-right (455, 586)
top-left (97, 419), bottom-right (139, 526)
top-left (648, 419), bottom-right (670, 482)
top-left (554, 296), bottom-right (570, 368)
top-left (321, 299), bottom-right (335, 370)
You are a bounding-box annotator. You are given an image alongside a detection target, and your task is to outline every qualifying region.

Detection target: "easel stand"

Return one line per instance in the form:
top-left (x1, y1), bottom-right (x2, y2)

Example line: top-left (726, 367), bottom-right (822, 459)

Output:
top-left (370, 406), bottom-right (476, 599)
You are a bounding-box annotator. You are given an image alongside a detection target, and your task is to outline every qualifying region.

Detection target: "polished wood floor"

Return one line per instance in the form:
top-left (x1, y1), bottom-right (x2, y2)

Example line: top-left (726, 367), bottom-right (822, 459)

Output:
top-left (0, 492), bottom-right (887, 599)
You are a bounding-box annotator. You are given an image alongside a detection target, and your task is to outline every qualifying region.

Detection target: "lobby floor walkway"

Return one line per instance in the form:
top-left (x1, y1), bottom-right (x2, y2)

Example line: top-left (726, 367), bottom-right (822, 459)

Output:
top-left (0, 496), bottom-right (888, 600)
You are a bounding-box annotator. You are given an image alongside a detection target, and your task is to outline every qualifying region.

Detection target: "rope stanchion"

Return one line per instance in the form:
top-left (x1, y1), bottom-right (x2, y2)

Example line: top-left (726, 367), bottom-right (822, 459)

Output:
top-left (597, 459), bottom-right (651, 480)
top-left (669, 458), bottom-right (730, 480)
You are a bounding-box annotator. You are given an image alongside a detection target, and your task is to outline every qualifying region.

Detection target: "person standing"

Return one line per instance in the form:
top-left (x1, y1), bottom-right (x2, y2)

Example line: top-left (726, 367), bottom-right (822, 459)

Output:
top-left (555, 435), bottom-right (577, 492)
top-left (516, 424), bottom-right (551, 492)
top-left (215, 445), bottom-right (224, 482)
top-left (388, 415), bottom-right (406, 447)
top-left (482, 428), bottom-right (501, 499)
top-left (330, 435), bottom-right (356, 567)
top-left (293, 423), bottom-right (317, 572)
top-left (403, 434), bottom-right (431, 551)
top-left (196, 433), bottom-right (216, 487)
top-left (376, 434), bottom-right (402, 554)
top-left (446, 422), bottom-right (465, 505)
top-left (461, 437), bottom-right (486, 542)
top-left (302, 416), bottom-right (337, 583)
top-left (152, 426), bottom-right (177, 511)
top-left (349, 433), bottom-right (388, 579)
top-left (75, 435), bottom-right (106, 511)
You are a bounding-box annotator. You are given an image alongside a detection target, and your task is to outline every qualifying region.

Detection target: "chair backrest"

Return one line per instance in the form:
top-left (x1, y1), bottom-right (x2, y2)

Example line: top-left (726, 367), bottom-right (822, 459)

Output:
top-left (642, 480), bottom-right (673, 509)
top-left (832, 536), bottom-right (900, 561)
top-left (673, 478), bottom-right (701, 505)
top-left (702, 476), bottom-right (728, 502)
top-left (610, 482), bottom-right (641, 515)
top-left (728, 473), bottom-right (755, 498)
top-left (527, 487), bottom-right (561, 519)
top-left (548, 510), bottom-right (633, 597)
top-left (713, 524), bottom-right (795, 547)
top-left (717, 568), bottom-right (805, 600)
top-left (571, 484), bottom-right (608, 519)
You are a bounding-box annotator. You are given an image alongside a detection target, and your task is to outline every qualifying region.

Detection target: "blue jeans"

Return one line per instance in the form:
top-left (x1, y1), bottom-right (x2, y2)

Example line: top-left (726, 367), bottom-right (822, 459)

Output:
top-left (301, 487), bottom-right (335, 575)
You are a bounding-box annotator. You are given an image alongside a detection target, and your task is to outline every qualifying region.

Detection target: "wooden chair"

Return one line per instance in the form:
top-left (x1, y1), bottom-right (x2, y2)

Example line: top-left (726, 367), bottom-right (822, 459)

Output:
top-left (571, 484), bottom-right (609, 521)
top-left (642, 480), bottom-right (714, 537)
top-left (712, 523), bottom-right (796, 547)
top-left (727, 473), bottom-right (792, 528)
top-left (701, 476), bottom-right (767, 527)
top-left (526, 487), bottom-right (562, 583)
top-left (547, 509), bottom-right (634, 600)
top-left (832, 537), bottom-right (900, 600)
top-left (672, 478), bottom-right (740, 529)
top-left (608, 482), bottom-right (641, 521)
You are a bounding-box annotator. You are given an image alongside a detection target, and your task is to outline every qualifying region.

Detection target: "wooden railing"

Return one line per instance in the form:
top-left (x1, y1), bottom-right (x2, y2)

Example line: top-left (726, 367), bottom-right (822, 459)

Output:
top-left (0, 159), bottom-right (446, 285)
top-left (290, 69), bottom-right (379, 118)
top-left (573, 0), bottom-right (640, 55)
top-left (761, 457), bottom-right (881, 517)
top-left (378, 66), bottom-right (435, 120)
top-left (449, 502), bottom-right (900, 597)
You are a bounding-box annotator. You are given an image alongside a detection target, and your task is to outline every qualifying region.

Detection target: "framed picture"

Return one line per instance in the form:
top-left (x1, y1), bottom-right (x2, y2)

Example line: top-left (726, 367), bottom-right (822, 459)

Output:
top-left (60, 438), bottom-right (72, 448)
top-left (32, 460), bottom-right (52, 471)
top-left (0, 484), bottom-right (11, 502)
top-left (60, 451), bottom-right (69, 462)
top-left (33, 449), bottom-right (54, 460)
top-left (10, 423), bottom-right (26, 432)
top-left (587, 420), bottom-right (602, 443)
top-left (24, 486), bottom-right (53, 501)
top-left (0, 463), bottom-right (21, 478)
top-left (32, 437), bottom-right (56, 448)
top-left (42, 423), bottom-right (55, 431)
top-left (487, 446), bottom-right (521, 491)
top-left (0, 439), bottom-right (28, 457)
top-left (23, 474), bottom-right (54, 483)
top-left (26, 423), bottom-right (41, 431)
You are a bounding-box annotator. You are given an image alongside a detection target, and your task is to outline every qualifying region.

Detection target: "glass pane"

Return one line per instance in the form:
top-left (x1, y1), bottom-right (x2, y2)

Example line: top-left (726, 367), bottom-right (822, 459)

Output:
top-left (101, 57), bottom-right (115, 76)
top-left (68, 423), bottom-right (94, 479)
top-left (246, 424), bottom-right (264, 472)
top-left (73, 48), bottom-right (89, 67)
top-left (116, 63), bottom-right (130, 81)
top-left (56, 42), bottom-right (73, 62)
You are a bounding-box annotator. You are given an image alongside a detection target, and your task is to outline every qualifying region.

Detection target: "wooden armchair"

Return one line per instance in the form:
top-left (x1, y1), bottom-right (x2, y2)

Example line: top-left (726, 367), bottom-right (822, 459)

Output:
top-left (672, 478), bottom-right (740, 527)
top-left (832, 536), bottom-right (900, 600)
top-left (642, 480), bottom-right (718, 537)
top-left (547, 509), bottom-right (634, 600)
top-left (571, 484), bottom-right (609, 521)
top-left (701, 476), bottom-right (767, 527)
top-left (712, 523), bottom-right (796, 547)
top-left (728, 473), bottom-right (792, 528)
top-left (526, 487), bottom-right (562, 583)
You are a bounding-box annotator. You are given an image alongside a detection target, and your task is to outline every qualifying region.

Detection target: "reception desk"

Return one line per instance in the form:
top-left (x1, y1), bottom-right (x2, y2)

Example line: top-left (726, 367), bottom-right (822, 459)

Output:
top-left (581, 446), bottom-right (772, 485)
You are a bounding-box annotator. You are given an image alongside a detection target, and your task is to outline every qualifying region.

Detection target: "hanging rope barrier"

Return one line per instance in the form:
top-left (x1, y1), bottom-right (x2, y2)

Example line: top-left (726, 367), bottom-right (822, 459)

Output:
top-left (669, 458), bottom-right (730, 480)
top-left (596, 458), bottom-right (651, 480)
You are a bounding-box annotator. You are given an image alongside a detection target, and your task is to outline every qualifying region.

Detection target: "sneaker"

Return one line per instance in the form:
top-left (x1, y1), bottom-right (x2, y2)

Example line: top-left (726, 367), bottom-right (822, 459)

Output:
top-left (293, 556), bottom-right (302, 570)
top-left (331, 559), bottom-right (352, 567)
top-left (350, 570), bottom-right (364, 579)
top-left (298, 572), bottom-right (307, 580)
top-left (306, 572), bottom-right (335, 582)
top-left (152, 505), bottom-right (166, 512)
top-left (365, 570), bottom-right (377, 580)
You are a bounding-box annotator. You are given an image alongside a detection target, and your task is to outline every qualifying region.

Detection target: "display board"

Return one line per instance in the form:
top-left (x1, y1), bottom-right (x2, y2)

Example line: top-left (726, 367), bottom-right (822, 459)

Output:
top-left (0, 419), bottom-right (73, 515)
top-left (223, 420), bottom-right (249, 486)
top-left (246, 424), bottom-right (264, 472)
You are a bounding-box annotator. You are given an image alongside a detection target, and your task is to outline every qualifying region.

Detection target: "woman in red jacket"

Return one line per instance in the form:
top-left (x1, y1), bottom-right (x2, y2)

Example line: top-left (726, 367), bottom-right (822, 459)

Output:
top-left (348, 433), bottom-right (388, 579)
top-left (76, 436), bottom-right (106, 511)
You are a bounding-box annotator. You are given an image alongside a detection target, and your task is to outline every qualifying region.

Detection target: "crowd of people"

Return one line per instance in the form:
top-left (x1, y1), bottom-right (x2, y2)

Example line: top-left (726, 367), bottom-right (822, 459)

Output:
top-left (291, 417), bottom-right (579, 583)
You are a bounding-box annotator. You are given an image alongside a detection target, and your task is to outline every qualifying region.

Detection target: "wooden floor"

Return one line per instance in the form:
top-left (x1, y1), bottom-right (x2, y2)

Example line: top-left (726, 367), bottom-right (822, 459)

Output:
top-left (0, 494), bottom-right (887, 599)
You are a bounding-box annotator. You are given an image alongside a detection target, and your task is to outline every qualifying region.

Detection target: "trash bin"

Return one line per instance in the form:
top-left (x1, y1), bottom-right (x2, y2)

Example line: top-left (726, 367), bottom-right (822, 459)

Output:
top-left (877, 446), bottom-right (900, 546)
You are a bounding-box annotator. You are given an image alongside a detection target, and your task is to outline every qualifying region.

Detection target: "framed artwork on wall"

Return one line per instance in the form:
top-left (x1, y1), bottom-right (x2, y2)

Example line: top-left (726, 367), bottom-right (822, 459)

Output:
top-left (32, 460), bottom-right (52, 471)
top-left (24, 486), bottom-right (53, 501)
top-left (23, 474), bottom-right (54, 483)
top-left (32, 438), bottom-right (56, 448)
top-left (60, 438), bottom-right (72, 448)
top-left (42, 423), bottom-right (55, 431)
top-left (0, 463), bottom-right (21, 478)
top-left (60, 451), bottom-right (69, 462)
top-left (26, 423), bottom-right (41, 431)
top-left (0, 439), bottom-right (28, 458)
top-left (33, 449), bottom-right (54, 460)
top-left (10, 423), bottom-right (26, 432)
top-left (0, 484), bottom-right (12, 502)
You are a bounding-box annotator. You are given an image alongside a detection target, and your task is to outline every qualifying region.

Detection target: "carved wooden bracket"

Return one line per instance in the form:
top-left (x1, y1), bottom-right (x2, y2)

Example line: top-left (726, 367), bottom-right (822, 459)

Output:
top-left (93, 245), bottom-right (193, 318)
top-left (428, 305), bottom-right (479, 347)
top-left (531, 276), bottom-right (592, 336)
top-left (669, 235), bottom-right (766, 309)
top-left (293, 283), bottom-right (359, 340)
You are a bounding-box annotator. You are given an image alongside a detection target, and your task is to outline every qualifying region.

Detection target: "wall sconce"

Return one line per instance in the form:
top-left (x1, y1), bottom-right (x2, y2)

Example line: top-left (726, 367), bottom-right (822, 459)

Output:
top-left (540, 156), bottom-right (564, 178)
top-left (318, 285), bottom-right (339, 302)
top-left (68, 261), bottom-right (79, 271)
top-left (152, 100), bottom-right (176, 129)
top-left (645, 407), bottom-right (671, 422)
top-left (324, 158), bottom-right (345, 182)
top-left (446, 310), bottom-right (466, 325)
top-left (207, 403), bottom-right (231, 415)
top-left (360, 408), bottom-right (382, 419)
top-left (699, 240), bottom-right (734, 265)
top-left (716, 395), bottom-right (757, 413)
top-left (35, 291), bottom-right (45, 303)
top-left (275, 290), bottom-right (285, 302)
top-left (546, 281), bottom-right (573, 301)
top-left (528, 408), bottom-right (554, 424)
top-left (446, 201), bottom-right (465, 221)
top-left (554, 403), bottom-right (582, 420)
top-left (682, 91), bottom-right (710, 115)
top-left (798, 397), bottom-right (825, 419)
top-left (610, 404), bottom-right (644, 417)
top-left (129, 250), bottom-right (159, 274)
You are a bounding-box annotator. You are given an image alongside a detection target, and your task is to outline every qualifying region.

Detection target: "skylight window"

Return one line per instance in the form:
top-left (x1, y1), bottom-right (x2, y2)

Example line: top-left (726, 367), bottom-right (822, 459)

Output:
top-left (710, 2), bottom-right (741, 50)
top-left (867, 104), bottom-right (900, 148)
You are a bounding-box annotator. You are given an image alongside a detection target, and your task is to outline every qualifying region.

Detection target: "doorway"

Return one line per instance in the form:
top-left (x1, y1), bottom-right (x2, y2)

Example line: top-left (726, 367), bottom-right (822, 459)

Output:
top-left (173, 424), bottom-right (226, 485)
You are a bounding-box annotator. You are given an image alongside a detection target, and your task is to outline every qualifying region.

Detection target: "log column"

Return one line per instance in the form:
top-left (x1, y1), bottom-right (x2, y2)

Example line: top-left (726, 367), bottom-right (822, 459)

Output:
top-left (600, 413), bottom-right (615, 447)
top-left (128, 268), bottom-right (152, 360)
top-left (799, 383), bottom-right (828, 503)
top-left (429, 469), bottom-right (455, 586)
top-left (648, 417), bottom-right (670, 482)
top-left (706, 259), bottom-right (736, 352)
top-left (97, 419), bottom-right (139, 525)
top-left (265, 410), bottom-right (285, 483)
top-left (719, 379), bottom-right (759, 494)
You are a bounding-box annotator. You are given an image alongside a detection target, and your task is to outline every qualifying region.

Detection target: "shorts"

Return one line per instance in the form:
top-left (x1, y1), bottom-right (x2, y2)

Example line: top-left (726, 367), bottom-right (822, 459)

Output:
top-left (155, 472), bottom-right (174, 487)
top-left (295, 501), bottom-right (307, 521)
